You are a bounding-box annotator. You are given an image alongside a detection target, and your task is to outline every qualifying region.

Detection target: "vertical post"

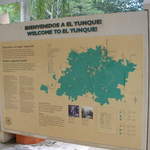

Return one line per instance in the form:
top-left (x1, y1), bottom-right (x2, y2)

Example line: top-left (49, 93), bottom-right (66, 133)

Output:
top-left (20, 0), bottom-right (30, 22)
top-left (144, 3), bottom-right (150, 150)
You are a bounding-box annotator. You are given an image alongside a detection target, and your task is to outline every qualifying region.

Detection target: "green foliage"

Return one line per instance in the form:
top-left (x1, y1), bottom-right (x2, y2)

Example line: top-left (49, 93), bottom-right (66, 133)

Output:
top-left (30, 0), bottom-right (70, 20)
top-left (0, 3), bottom-right (20, 23)
top-left (70, 0), bottom-right (93, 16)
top-left (0, 0), bottom-right (144, 22)
top-left (93, 0), bottom-right (143, 13)
top-left (30, 0), bottom-right (52, 19)
top-left (30, 0), bottom-right (143, 20)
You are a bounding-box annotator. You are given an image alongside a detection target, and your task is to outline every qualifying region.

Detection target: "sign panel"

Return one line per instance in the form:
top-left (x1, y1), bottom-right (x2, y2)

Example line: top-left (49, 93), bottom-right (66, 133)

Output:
top-left (0, 11), bottom-right (148, 150)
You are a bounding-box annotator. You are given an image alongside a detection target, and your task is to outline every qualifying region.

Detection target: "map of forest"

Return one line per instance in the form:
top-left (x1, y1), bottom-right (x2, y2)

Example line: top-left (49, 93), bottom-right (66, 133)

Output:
top-left (40, 45), bottom-right (136, 105)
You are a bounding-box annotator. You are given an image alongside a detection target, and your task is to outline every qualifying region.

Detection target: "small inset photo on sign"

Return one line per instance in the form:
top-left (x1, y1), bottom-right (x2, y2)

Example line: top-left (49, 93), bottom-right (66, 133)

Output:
top-left (68, 105), bottom-right (79, 117)
top-left (82, 107), bottom-right (93, 119)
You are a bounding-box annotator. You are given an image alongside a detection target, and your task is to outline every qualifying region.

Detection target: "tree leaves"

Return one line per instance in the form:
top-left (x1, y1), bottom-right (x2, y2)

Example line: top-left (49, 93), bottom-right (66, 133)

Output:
top-left (93, 0), bottom-right (143, 13)
top-left (30, 0), bottom-right (143, 20)
top-left (0, 0), bottom-right (143, 23)
top-left (0, 3), bottom-right (20, 23)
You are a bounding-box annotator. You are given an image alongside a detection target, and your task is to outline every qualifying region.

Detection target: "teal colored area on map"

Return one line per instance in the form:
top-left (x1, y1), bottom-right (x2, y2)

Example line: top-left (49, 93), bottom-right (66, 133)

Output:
top-left (56, 46), bottom-right (136, 105)
top-left (52, 73), bottom-right (57, 80)
top-left (40, 84), bottom-right (49, 94)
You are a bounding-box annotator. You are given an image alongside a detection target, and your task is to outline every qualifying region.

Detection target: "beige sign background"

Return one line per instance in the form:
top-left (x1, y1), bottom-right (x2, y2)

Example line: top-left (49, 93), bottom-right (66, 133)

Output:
top-left (0, 11), bottom-right (148, 150)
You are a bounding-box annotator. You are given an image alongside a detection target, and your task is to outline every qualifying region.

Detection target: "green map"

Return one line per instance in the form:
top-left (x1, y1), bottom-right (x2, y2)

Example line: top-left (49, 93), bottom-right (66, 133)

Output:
top-left (56, 46), bottom-right (136, 105)
top-left (40, 46), bottom-right (136, 105)
top-left (40, 84), bottom-right (48, 94)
